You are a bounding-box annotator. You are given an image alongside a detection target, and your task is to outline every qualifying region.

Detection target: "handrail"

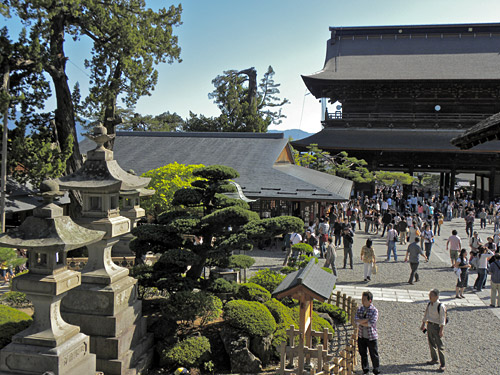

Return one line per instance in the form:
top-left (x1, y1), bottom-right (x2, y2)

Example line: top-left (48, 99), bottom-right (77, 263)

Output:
top-left (326, 112), bottom-right (489, 121)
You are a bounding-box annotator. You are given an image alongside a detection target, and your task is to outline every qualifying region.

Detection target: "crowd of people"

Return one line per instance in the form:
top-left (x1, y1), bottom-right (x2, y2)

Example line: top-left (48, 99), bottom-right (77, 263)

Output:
top-left (283, 186), bottom-right (500, 308)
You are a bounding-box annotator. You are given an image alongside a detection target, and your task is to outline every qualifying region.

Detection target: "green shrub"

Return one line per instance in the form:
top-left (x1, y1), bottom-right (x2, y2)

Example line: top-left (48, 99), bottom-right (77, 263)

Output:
top-left (161, 291), bottom-right (222, 327)
top-left (0, 305), bottom-right (32, 349)
top-left (279, 266), bottom-right (297, 275)
top-left (248, 268), bottom-right (286, 293)
top-left (208, 278), bottom-right (239, 295)
top-left (264, 299), bottom-right (298, 356)
top-left (223, 300), bottom-right (276, 337)
top-left (228, 254), bottom-right (255, 270)
top-left (292, 243), bottom-right (313, 255)
top-left (160, 335), bottom-right (211, 369)
top-left (236, 283), bottom-right (271, 303)
top-left (314, 302), bottom-right (348, 325)
top-left (0, 291), bottom-right (31, 307)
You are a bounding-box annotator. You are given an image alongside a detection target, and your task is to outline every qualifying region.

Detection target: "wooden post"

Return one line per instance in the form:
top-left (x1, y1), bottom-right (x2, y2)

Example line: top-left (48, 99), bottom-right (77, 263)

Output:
top-left (287, 325), bottom-right (295, 369)
top-left (297, 337), bottom-right (305, 375)
top-left (317, 344), bottom-right (323, 373)
top-left (342, 293), bottom-right (347, 311)
top-left (279, 342), bottom-right (286, 375)
top-left (336, 291), bottom-right (341, 307)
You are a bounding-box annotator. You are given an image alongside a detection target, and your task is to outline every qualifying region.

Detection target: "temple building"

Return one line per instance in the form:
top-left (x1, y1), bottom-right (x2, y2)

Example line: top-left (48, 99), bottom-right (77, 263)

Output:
top-left (79, 132), bottom-right (353, 222)
top-left (293, 22), bottom-right (500, 202)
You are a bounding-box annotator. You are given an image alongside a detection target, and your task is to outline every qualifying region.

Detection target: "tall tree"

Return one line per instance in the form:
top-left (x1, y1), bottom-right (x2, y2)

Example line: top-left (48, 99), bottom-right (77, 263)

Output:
top-left (6, 0), bottom-right (182, 174)
top-left (0, 28), bottom-right (73, 186)
top-left (182, 66), bottom-right (289, 132)
top-left (116, 109), bottom-right (184, 132)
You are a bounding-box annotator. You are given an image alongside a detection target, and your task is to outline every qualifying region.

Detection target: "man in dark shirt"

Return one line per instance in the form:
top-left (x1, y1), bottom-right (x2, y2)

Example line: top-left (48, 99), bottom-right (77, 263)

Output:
top-left (342, 226), bottom-right (354, 269)
top-left (381, 210), bottom-right (393, 237)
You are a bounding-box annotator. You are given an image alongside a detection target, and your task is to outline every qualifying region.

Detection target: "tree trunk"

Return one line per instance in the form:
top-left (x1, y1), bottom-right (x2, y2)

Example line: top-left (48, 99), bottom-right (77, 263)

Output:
top-left (46, 14), bottom-right (82, 176)
top-left (46, 14), bottom-right (83, 215)
top-left (103, 61), bottom-right (123, 150)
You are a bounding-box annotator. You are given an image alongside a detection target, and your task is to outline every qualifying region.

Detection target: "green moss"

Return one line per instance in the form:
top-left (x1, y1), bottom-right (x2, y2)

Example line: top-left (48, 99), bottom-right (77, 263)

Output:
top-left (0, 305), bottom-right (32, 349)
top-left (160, 335), bottom-right (211, 369)
top-left (236, 282), bottom-right (271, 303)
top-left (223, 300), bottom-right (276, 337)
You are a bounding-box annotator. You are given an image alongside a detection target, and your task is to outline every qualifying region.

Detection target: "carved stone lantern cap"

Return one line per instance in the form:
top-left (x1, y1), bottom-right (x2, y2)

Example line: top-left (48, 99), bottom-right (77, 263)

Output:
top-left (84, 122), bottom-right (115, 150)
top-left (0, 180), bottom-right (105, 252)
top-left (57, 125), bottom-right (150, 192)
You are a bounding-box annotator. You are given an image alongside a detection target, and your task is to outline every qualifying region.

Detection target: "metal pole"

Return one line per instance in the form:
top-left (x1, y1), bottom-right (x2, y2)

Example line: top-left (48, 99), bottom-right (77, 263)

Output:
top-left (1, 68), bottom-right (9, 233)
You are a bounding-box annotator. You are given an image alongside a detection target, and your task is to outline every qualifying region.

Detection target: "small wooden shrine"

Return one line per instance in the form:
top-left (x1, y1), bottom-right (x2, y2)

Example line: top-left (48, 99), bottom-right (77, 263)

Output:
top-left (272, 260), bottom-right (337, 374)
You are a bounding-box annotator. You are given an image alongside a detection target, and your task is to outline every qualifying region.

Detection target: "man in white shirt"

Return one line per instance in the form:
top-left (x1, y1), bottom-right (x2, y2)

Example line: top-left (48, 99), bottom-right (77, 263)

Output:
top-left (421, 289), bottom-right (446, 372)
top-left (446, 230), bottom-right (461, 268)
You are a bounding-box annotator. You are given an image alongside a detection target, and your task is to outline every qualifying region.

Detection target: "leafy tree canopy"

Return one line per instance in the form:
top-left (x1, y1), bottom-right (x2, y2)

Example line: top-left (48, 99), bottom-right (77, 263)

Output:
top-left (182, 66), bottom-right (289, 132)
top-left (115, 108), bottom-right (184, 132)
top-left (131, 164), bottom-right (303, 293)
top-left (140, 162), bottom-right (204, 217)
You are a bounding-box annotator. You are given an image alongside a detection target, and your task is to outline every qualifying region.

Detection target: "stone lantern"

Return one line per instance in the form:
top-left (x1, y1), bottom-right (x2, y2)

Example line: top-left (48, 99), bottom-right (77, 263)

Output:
top-left (113, 180), bottom-right (155, 257)
top-left (57, 124), bottom-right (153, 375)
top-left (0, 180), bottom-right (105, 375)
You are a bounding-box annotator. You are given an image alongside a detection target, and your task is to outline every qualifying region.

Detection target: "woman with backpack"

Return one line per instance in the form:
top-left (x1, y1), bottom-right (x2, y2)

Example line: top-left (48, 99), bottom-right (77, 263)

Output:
top-left (454, 249), bottom-right (471, 299)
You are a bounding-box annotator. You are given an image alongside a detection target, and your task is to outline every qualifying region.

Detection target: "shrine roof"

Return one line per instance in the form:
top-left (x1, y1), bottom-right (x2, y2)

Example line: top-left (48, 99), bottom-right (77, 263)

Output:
top-left (292, 127), bottom-right (500, 154)
top-left (451, 112), bottom-right (500, 149)
top-left (272, 259), bottom-right (336, 301)
top-left (303, 23), bottom-right (500, 97)
top-left (79, 132), bottom-right (353, 202)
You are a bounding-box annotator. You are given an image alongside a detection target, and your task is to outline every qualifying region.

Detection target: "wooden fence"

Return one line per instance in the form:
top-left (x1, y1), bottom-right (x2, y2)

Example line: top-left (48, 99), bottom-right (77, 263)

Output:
top-left (278, 291), bottom-right (359, 375)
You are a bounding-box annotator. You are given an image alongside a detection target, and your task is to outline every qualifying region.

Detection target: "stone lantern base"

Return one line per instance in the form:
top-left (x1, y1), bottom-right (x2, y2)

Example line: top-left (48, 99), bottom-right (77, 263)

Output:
top-left (0, 332), bottom-right (95, 375)
top-left (61, 276), bottom-right (153, 375)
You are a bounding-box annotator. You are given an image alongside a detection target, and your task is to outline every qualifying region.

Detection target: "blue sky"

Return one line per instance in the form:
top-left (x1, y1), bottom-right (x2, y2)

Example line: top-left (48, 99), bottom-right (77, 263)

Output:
top-left (4, 0), bottom-right (500, 133)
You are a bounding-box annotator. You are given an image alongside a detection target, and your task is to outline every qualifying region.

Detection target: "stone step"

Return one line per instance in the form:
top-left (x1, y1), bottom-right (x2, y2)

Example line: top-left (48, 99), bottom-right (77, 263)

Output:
top-left (96, 333), bottom-right (154, 375)
top-left (91, 317), bottom-right (148, 360)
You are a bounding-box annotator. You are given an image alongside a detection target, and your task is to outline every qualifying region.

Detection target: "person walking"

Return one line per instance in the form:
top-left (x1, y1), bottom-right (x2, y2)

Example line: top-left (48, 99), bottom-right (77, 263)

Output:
top-left (404, 237), bottom-right (427, 284)
top-left (465, 211), bottom-right (475, 237)
top-left (490, 253), bottom-right (500, 307)
top-left (397, 217), bottom-right (408, 245)
top-left (355, 291), bottom-right (380, 375)
top-left (360, 239), bottom-right (376, 282)
top-left (324, 237), bottom-right (337, 277)
top-left (446, 230), bottom-right (462, 268)
top-left (342, 226), bottom-right (354, 269)
top-left (421, 289), bottom-right (447, 372)
top-left (473, 246), bottom-right (494, 292)
top-left (386, 224), bottom-right (398, 261)
top-left (455, 249), bottom-right (470, 298)
top-left (422, 224), bottom-right (434, 260)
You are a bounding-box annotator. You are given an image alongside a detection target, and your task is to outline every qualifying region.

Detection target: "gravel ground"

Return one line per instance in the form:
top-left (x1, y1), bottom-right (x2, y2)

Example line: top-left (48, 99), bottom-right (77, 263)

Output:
top-left (244, 218), bottom-right (500, 374)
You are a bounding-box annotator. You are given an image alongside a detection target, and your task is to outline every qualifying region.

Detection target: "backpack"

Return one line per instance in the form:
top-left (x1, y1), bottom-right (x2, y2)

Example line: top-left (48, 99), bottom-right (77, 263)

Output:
top-left (427, 302), bottom-right (449, 324)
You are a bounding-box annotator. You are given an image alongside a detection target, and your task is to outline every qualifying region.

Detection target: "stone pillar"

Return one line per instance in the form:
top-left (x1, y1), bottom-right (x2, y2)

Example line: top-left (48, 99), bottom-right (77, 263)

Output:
top-left (0, 181), bottom-right (103, 375)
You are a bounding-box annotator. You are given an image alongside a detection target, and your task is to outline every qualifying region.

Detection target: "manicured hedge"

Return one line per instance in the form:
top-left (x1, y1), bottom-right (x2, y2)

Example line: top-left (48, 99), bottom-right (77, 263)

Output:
top-left (223, 300), bottom-right (276, 337)
top-left (236, 283), bottom-right (271, 303)
top-left (0, 305), bottom-right (32, 349)
top-left (264, 299), bottom-right (298, 355)
top-left (248, 268), bottom-right (285, 293)
top-left (159, 335), bottom-right (211, 369)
